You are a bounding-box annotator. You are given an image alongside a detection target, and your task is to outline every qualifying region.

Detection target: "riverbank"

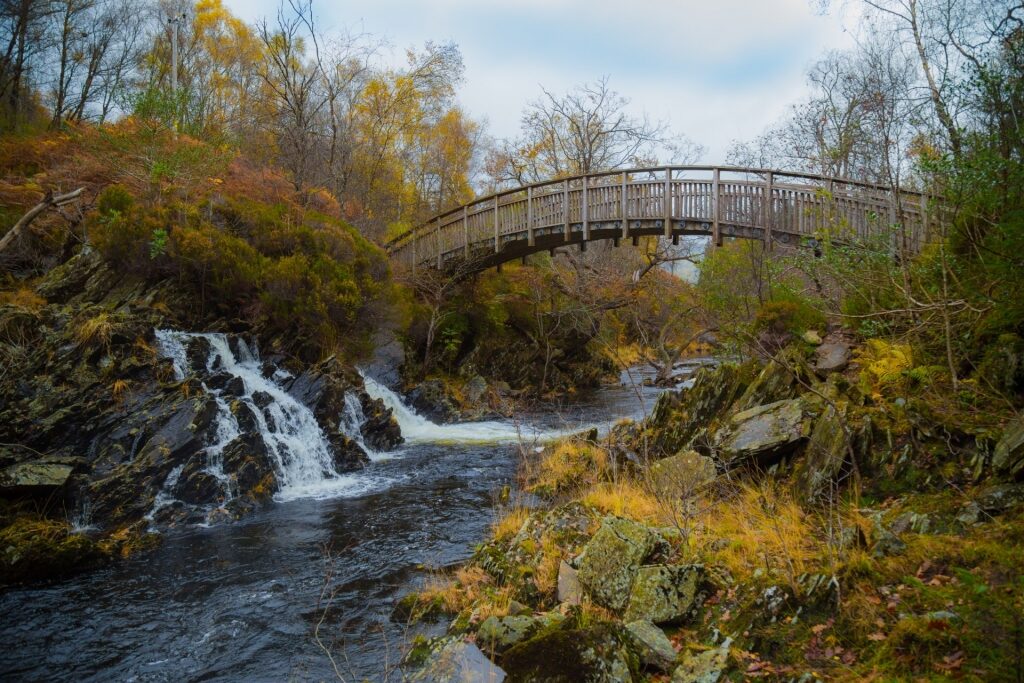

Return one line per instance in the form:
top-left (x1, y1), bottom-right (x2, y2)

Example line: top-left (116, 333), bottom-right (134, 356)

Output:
top-left (400, 342), bottom-right (1024, 682)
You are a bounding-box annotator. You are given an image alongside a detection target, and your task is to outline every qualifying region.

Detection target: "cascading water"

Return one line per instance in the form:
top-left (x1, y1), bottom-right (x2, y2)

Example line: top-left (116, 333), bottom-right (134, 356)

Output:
top-left (151, 330), bottom-right (589, 513)
top-left (153, 330), bottom-right (388, 505)
top-left (360, 373), bottom-right (588, 444)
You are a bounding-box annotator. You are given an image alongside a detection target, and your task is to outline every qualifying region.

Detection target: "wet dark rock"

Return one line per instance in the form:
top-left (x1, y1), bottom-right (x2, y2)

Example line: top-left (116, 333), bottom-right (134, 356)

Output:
top-left (221, 433), bottom-right (274, 492)
top-left (252, 390), bottom-right (274, 409)
top-left (329, 434), bottom-right (369, 472)
top-left (184, 336), bottom-right (212, 374)
top-left (221, 376), bottom-right (246, 397)
top-left (204, 371), bottom-right (233, 391)
top-left (406, 379), bottom-right (461, 423)
top-left (230, 400), bottom-right (261, 434)
top-left (174, 466), bottom-right (224, 505)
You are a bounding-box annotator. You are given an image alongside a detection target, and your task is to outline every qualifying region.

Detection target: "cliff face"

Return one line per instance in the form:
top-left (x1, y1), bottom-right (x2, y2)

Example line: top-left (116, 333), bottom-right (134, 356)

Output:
top-left (0, 250), bottom-right (401, 585)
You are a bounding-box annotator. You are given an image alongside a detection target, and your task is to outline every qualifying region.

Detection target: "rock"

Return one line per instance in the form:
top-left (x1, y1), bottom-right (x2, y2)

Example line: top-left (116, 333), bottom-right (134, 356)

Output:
top-left (477, 615), bottom-right (542, 654)
top-left (501, 624), bottom-right (634, 683)
top-left (173, 455), bottom-right (224, 505)
top-left (0, 461), bottom-right (74, 493)
top-left (406, 637), bottom-right (507, 682)
top-left (711, 399), bottom-right (809, 468)
top-left (464, 376), bottom-right (488, 405)
top-left (672, 638), bottom-right (731, 683)
top-left (992, 413), bottom-right (1024, 479)
top-left (221, 433), bottom-right (275, 493)
top-left (623, 564), bottom-right (704, 624)
top-left (648, 451), bottom-right (716, 500)
top-left (557, 560), bottom-right (584, 606)
top-left (815, 342), bottom-right (852, 374)
top-left (407, 379), bottom-right (461, 423)
top-left (734, 348), bottom-right (816, 412)
top-left (872, 528), bottom-right (907, 558)
top-left (974, 482), bottom-right (1024, 515)
top-left (645, 363), bottom-right (755, 458)
top-left (793, 405), bottom-right (850, 503)
top-left (802, 330), bottom-right (823, 345)
top-left (577, 517), bottom-right (659, 611)
top-left (625, 620), bottom-right (677, 672)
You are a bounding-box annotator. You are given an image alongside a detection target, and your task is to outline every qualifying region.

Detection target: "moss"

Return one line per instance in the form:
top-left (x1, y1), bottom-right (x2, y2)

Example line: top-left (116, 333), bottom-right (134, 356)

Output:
top-left (0, 515), bottom-right (108, 584)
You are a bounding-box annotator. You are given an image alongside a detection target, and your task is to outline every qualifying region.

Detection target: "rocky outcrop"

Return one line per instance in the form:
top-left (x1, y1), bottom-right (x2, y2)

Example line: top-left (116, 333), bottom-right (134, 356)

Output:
top-left (405, 636), bottom-right (507, 682)
top-left (501, 624), bottom-right (636, 683)
top-left (625, 620), bottom-right (678, 672)
top-left (711, 399), bottom-right (811, 468)
top-left (647, 451), bottom-right (717, 499)
top-left (993, 413), bottom-right (1024, 480)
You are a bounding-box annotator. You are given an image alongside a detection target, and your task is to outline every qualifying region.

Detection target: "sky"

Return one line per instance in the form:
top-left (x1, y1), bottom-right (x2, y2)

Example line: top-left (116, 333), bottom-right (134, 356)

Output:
top-left (224, 0), bottom-right (859, 163)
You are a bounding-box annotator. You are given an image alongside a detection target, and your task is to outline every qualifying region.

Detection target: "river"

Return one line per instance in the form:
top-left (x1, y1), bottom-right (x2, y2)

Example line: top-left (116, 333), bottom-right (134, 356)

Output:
top-left (0, 363), bottom-right (682, 682)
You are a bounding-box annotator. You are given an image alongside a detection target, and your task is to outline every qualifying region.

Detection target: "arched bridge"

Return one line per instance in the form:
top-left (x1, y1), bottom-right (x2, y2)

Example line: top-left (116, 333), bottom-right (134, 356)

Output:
top-left (386, 166), bottom-right (935, 272)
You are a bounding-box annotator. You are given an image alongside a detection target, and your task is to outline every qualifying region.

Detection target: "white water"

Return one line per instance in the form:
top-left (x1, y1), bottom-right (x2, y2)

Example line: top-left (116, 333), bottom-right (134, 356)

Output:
top-left (360, 373), bottom-right (588, 445)
top-left (151, 329), bottom-right (592, 508)
top-left (154, 330), bottom-right (387, 504)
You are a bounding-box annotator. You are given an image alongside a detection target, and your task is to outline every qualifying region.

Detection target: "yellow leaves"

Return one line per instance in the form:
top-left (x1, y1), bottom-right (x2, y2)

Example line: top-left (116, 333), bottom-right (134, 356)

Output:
top-left (855, 339), bottom-right (913, 396)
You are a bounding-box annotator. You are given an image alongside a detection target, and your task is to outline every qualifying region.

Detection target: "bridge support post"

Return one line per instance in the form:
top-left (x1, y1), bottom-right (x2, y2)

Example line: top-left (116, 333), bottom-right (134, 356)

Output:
top-left (411, 229), bottom-right (417, 274)
top-left (621, 171), bottom-right (629, 240)
top-left (435, 219), bottom-right (442, 270)
top-left (527, 186), bottom-right (534, 247)
top-left (582, 179), bottom-right (589, 241)
top-left (463, 207), bottom-right (469, 258)
top-left (764, 171), bottom-right (774, 251)
top-left (563, 179), bottom-right (570, 243)
top-left (664, 167), bottom-right (672, 239)
top-left (494, 198), bottom-right (500, 254)
top-left (712, 167), bottom-right (722, 247)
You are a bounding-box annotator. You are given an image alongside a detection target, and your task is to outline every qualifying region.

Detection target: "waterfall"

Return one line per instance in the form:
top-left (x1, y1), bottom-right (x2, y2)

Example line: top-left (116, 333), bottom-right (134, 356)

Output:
top-left (360, 373), bottom-right (585, 444)
top-left (154, 330), bottom-right (388, 505)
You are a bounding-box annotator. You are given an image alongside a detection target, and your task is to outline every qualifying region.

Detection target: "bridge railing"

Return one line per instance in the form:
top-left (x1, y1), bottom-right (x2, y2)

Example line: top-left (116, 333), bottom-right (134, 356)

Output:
top-left (387, 166), bottom-right (933, 271)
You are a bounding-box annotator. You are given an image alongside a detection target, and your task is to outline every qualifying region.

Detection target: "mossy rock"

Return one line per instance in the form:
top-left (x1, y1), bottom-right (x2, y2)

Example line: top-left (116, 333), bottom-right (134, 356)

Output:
top-left (476, 614), bottom-right (544, 654)
top-left (623, 564), bottom-right (704, 624)
top-left (577, 517), bottom-right (659, 611)
top-left (711, 399), bottom-right (810, 468)
top-left (502, 623), bottom-right (637, 682)
top-left (0, 516), bottom-right (107, 584)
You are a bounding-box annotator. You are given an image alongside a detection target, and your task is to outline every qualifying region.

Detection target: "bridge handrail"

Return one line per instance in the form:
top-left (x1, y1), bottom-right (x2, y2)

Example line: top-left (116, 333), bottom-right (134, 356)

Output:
top-left (386, 164), bottom-right (930, 249)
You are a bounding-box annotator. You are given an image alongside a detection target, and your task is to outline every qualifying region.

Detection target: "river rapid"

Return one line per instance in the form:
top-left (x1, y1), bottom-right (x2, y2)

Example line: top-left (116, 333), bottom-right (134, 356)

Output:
top-left (0, 360), bottom-right (685, 682)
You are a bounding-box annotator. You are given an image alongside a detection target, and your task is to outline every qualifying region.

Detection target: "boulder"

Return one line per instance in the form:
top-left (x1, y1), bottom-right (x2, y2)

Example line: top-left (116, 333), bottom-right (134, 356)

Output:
top-left (711, 399), bottom-right (809, 468)
top-left (476, 615), bottom-right (542, 654)
top-left (464, 376), bottom-right (489, 405)
top-left (406, 379), bottom-right (461, 423)
top-left (973, 482), bottom-right (1024, 516)
top-left (221, 433), bottom-right (276, 493)
top-left (672, 638), bottom-right (731, 683)
top-left (645, 363), bottom-right (754, 458)
top-left (815, 342), bottom-right (852, 374)
top-left (992, 414), bottom-right (1024, 480)
top-left (648, 451), bottom-right (716, 500)
top-left (623, 564), bottom-right (704, 624)
top-left (577, 517), bottom-right (659, 611)
top-left (734, 348), bottom-right (815, 412)
top-left (406, 637), bottom-right (506, 682)
top-left (0, 461), bottom-right (74, 493)
top-left (557, 560), bottom-right (583, 606)
top-left (501, 624), bottom-right (635, 683)
top-left (625, 620), bottom-right (677, 672)
top-left (792, 405), bottom-right (850, 502)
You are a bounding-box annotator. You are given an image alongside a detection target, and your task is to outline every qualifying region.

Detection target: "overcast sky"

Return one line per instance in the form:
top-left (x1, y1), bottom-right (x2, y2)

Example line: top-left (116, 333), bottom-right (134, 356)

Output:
top-left (225, 0), bottom-right (858, 163)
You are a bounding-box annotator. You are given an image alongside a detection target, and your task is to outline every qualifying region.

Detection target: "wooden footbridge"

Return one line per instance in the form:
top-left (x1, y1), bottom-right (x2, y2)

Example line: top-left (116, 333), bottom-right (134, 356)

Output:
top-left (386, 166), bottom-right (934, 272)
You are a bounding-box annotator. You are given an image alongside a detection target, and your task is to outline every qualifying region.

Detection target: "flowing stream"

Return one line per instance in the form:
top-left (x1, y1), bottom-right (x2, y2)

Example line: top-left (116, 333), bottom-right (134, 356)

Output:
top-left (0, 344), bottom-right (679, 682)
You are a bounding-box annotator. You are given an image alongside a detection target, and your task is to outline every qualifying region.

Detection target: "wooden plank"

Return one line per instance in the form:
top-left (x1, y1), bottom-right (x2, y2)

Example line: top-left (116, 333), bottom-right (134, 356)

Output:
top-left (493, 197), bottom-right (500, 253)
top-left (764, 171), bottom-right (774, 250)
top-left (463, 206), bottom-right (469, 258)
top-left (563, 179), bottom-right (570, 242)
top-left (582, 179), bottom-right (589, 241)
top-left (664, 168), bottom-right (672, 238)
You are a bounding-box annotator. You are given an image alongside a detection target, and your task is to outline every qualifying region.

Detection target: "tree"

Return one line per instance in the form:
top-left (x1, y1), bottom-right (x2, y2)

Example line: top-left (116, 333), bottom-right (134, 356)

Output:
top-left (486, 76), bottom-right (702, 189)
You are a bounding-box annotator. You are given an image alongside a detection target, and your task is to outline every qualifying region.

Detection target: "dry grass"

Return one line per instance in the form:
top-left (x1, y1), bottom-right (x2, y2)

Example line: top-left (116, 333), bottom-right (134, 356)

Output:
top-left (0, 287), bottom-right (46, 310)
top-left (110, 379), bottom-right (130, 402)
top-left (581, 481), bottom-right (663, 525)
top-left (491, 506), bottom-right (530, 541)
top-left (74, 312), bottom-right (119, 348)
top-left (526, 438), bottom-right (610, 496)
top-left (418, 565), bottom-right (510, 617)
top-left (691, 480), bottom-right (817, 589)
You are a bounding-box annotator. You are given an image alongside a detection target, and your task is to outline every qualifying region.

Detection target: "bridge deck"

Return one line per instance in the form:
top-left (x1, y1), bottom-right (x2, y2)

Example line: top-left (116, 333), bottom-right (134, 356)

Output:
top-left (387, 166), bottom-right (933, 271)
